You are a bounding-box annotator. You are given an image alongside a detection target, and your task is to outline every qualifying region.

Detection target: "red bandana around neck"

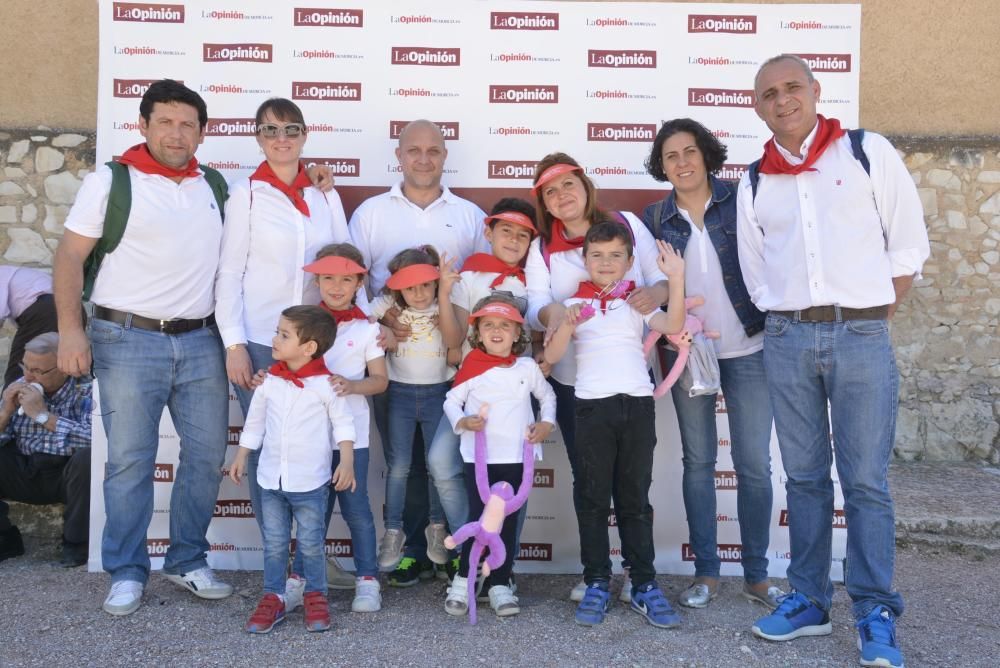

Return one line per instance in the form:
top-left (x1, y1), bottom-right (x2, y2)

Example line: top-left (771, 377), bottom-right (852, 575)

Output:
top-left (268, 357), bottom-right (330, 387)
top-left (460, 253), bottom-right (525, 288)
top-left (545, 219), bottom-right (586, 255)
top-left (572, 280), bottom-right (636, 313)
top-left (758, 115), bottom-right (846, 176)
top-left (452, 348), bottom-right (517, 387)
top-left (250, 160), bottom-right (312, 217)
top-left (319, 301), bottom-right (368, 327)
top-left (118, 143), bottom-right (200, 179)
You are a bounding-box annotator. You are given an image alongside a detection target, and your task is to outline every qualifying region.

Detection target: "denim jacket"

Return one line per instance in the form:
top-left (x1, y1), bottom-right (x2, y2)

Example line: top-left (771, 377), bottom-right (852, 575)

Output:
top-left (640, 175), bottom-right (764, 337)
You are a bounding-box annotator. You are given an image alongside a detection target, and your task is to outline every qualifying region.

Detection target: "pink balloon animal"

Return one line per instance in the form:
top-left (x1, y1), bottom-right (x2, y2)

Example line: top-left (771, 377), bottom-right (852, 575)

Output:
top-left (642, 296), bottom-right (719, 398)
top-left (443, 407), bottom-right (534, 625)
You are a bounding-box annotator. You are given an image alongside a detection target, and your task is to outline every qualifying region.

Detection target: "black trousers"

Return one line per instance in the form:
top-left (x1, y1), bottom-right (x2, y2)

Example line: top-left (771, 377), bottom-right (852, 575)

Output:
top-left (458, 462), bottom-right (522, 588)
top-left (574, 394), bottom-right (657, 586)
top-left (0, 443), bottom-right (91, 545)
top-left (4, 294), bottom-right (59, 388)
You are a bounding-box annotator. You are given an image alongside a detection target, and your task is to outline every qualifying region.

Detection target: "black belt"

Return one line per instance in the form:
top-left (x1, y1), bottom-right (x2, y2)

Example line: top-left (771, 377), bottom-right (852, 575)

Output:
top-left (93, 305), bottom-right (215, 334)
top-left (770, 305), bottom-right (889, 323)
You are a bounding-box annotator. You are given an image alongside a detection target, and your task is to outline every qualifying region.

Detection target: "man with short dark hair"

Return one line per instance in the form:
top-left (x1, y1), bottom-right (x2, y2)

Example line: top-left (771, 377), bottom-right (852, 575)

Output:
top-left (737, 54), bottom-right (929, 668)
top-left (0, 332), bottom-right (92, 567)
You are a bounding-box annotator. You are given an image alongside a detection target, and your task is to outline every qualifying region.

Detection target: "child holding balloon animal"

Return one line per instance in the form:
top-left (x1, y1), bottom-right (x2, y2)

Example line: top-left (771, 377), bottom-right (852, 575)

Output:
top-left (543, 221), bottom-right (688, 629)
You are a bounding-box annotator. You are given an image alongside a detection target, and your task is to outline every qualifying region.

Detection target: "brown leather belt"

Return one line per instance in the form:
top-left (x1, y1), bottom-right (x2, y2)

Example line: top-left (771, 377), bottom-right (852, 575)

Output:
top-left (93, 305), bottom-right (216, 334)
top-left (769, 305), bottom-right (889, 323)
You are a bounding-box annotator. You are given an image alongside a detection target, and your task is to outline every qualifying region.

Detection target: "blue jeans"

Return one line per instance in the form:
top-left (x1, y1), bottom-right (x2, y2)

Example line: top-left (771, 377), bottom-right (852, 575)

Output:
top-left (426, 414), bottom-right (469, 532)
top-left (232, 341), bottom-right (275, 534)
top-left (667, 349), bottom-right (774, 584)
top-left (260, 484), bottom-right (328, 595)
top-left (292, 448), bottom-right (378, 578)
top-left (763, 312), bottom-right (904, 619)
top-left (90, 318), bottom-right (228, 584)
top-left (383, 380), bottom-right (449, 530)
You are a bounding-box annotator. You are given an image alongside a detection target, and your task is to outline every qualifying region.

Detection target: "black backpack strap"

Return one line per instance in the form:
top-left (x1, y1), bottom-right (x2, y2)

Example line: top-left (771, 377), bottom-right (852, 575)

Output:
top-left (199, 164), bottom-right (229, 221)
top-left (748, 159), bottom-right (762, 202)
top-left (847, 128), bottom-right (870, 175)
top-left (650, 199), bottom-right (664, 239)
top-left (82, 161), bottom-right (131, 301)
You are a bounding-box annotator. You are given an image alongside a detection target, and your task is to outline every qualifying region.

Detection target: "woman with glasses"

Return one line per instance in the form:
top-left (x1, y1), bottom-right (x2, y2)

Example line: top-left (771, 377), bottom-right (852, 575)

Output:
top-left (215, 97), bottom-right (355, 534)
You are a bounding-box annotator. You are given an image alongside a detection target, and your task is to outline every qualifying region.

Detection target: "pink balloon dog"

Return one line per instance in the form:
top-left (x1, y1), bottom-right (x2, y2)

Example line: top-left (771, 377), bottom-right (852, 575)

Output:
top-left (642, 296), bottom-right (719, 398)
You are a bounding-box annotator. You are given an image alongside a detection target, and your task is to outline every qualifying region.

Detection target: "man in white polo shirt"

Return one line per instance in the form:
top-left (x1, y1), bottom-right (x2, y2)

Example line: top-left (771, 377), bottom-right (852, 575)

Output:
top-left (350, 120), bottom-right (487, 585)
top-left (53, 80), bottom-right (233, 616)
top-left (736, 54), bottom-right (929, 668)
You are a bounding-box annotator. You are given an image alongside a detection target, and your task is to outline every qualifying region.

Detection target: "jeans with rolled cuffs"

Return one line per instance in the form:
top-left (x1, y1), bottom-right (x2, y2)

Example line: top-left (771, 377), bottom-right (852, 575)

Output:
top-left (426, 414), bottom-right (470, 533)
top-left (90, 318), bottom-right (229, 585)
top-left (762, 312), bottom-right (904, 620)
top-left (260, 483), bottom-right (328, 594)
top-left (665, 348), bottom-right (774, 584)
top-left (232, 341), bottom-right (275, 535)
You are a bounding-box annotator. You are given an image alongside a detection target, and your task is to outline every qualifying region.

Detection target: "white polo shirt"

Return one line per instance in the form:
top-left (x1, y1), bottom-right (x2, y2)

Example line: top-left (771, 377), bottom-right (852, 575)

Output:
top-left (349, 183), bottom-right (489, 295)
top-left (443, 358), bottom-right (557, 464)
top-left (64, 165), bottom-right (222, 319)
top-left (321, 318), bottom-right (383, 450)
top-left (215, 179), bottom-right (352, 348)
top-left (239, 373), bottom-right (356, 492)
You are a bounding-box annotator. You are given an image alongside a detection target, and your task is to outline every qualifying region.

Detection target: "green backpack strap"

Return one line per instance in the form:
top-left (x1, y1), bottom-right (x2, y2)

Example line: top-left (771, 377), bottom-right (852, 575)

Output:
top-left (199, 164), bottom-right (230, 219)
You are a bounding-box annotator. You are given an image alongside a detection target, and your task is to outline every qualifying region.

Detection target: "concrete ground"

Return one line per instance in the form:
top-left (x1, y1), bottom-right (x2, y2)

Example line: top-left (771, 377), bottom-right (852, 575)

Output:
top-left (2, 462), bottom-right (998, 668)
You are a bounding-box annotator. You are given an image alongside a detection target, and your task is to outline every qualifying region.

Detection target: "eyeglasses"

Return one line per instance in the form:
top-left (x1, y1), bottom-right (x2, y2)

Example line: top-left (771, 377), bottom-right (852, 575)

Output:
top-left (18, 362), bottom-right (57, 376)
top-left (256, 123), bottom-right (305, 138)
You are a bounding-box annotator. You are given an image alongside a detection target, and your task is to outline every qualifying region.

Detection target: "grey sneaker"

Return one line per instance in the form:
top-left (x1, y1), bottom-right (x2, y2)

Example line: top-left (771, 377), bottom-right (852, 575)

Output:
top-left (284, 574), bottom-right (305, 612)
top-left (163, 567), bottom-right (233, 600)
top-left (326, 556), bottom-right (356, 590)
top-left (445, 575), bottom-right (469, 616)
top-left (351, 576), bottom-right (382, 613)
top-left (425, 523), bottom-right (449, 565)
top-left (742, 582), bottom-right (786, 610)
top-left (377, 529), bottom-right (405, 572)
top-left (488, 584), bottom-right (520, 617)
top-left (679, 582), bottom-right (719, 608)
top-left (619, 573), bottom-right (632, 604)
top-left (102, 580), bottom-right (144, 616)
top-left (569, 579), bottom-right (587, 602)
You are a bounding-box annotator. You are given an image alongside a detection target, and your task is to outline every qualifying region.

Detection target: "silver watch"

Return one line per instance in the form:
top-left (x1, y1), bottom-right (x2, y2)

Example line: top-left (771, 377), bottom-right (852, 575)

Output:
top-left (34, 411), bottom-right (50, 426)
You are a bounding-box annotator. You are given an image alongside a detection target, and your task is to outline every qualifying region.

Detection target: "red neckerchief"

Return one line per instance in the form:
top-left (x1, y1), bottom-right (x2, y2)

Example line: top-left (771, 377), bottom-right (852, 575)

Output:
top-left (268, 357), bottom-right (330, 388)
top-left (319, 301), bottom-right (368, 326)
top-left (117, 143), bottom-right (200, 178)
top-left (250, 160), bottom-right (312, 217)
top-left (545, 219), bottom-right (585, 254)
top-left (452, 349), bottom-right (517, 387)
top-left (460, 253), bottom-right (525, 289)
top-left (572, 280), bottom-right (636, 313)
top-left (758, 115), bottom-right (847, 176)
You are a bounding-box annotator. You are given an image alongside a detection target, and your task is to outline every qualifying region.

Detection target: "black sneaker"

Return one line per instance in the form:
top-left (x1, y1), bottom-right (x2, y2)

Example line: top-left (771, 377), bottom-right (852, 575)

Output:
top-left (0, 526), bottom-right (25, 563)
top-left (60, 540), bottom-right (88, 568)
top-left (388, 557), bottom-right (435, 588)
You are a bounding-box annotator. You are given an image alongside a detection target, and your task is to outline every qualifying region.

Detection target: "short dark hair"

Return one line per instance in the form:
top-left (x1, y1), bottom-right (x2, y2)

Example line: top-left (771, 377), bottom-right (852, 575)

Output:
top-left (315, 242), bottom-right (366, 269)
top-left (644, 118), bottom-right (728, 182)
top-left (140, 79), bottom-right (208, 129)
top-left (385, 245), bottom-right (440, 308)
top-left (255, 97), bottom-right (306, 128)
top-left (489, 197), bottom-right (536, 221)
top-left (466, 293), bottom-right (530, 356)
top-left (583, 221), bottom-right (633, 258)
top-left (281, 305), bottom-right (336, 358)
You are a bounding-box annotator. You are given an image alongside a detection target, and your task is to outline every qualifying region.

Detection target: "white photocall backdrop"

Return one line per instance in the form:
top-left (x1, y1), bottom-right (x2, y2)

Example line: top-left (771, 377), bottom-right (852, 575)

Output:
top-left (89, 0), bottom-right (858, 577)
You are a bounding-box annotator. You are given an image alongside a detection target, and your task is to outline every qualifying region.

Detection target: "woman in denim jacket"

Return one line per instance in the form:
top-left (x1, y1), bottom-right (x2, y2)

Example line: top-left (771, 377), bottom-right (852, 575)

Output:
top-left (641, 118), bottom-right (783, 610)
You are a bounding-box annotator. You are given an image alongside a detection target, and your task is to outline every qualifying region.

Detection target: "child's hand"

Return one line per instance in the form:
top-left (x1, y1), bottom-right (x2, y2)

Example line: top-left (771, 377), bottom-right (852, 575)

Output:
top-left (380, 306), bottom-right (411, 341)
top-left (655, 239), bottom-right (685, 281)
top-left (457, 415), bottom-right (486, 432)
top-left (533, 351), bottom-right (552, 377)
top-left (249, 368), bottom-right (268, 390)
top-left (228, 452), bottom-right (247, 485)
top-left (376, 325), bottom-right (397, 352)
top-left (564, 303), bottom-right (589, 327)
top-left (526, 421), bottom-right (554, 443)
top-left (438, 252), bottom-right (461, 297)
top-left (329, 374), bottom-right (355, 396)
top-left (332, 457), bottom-right (356, 492)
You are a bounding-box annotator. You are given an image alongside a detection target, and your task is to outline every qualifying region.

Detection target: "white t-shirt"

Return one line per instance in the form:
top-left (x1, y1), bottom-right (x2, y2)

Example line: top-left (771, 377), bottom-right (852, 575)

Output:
top-left (450, 269), bottom-right (529, 359)
top-left (215, 178), bottom-right (352, 348)
top-left (371, 294), bottom-right (454, 384)
top-left (524, 211), bottom-right (668, 386)
top-left (565, 295), bottom-right (658, 400)
top-left (239, 374), bottom-right (357, 492)
top-left (64, 165), bottom-right (222, 319)
top-left (321, 318), bottom-right (383, 450)
top-left (443, 358), bottom-right (557, 464)
top-left (349, 183), bottom-right (489, 295)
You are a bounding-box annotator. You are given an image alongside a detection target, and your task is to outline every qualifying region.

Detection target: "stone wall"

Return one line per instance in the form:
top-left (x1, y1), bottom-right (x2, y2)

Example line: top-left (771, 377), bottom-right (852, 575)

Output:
top-left (1, 128), bottom-right (997, 462)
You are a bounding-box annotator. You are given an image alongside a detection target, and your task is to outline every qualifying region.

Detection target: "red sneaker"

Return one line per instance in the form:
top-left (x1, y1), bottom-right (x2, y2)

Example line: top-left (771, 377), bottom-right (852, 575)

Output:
top-left (303, 591), bottom-right (331, 632)
top-left (245, 593), bottom-right (285, 634)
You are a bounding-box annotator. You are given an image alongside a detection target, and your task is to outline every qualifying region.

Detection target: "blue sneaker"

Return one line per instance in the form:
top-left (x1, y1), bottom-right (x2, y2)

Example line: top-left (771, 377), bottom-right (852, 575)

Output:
top-left (857, 605), bottom-right (904, 667)
top-left (751, 591), bottom-right (832, 641)
top-left (574, 583), bottom-right (611, 626)
top-left (630, 581), bottom-right (681, 629)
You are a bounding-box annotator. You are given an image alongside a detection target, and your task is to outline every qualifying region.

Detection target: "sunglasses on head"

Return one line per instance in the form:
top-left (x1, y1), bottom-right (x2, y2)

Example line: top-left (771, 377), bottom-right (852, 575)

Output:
top-left (256, 123), bottom-right (305, 138)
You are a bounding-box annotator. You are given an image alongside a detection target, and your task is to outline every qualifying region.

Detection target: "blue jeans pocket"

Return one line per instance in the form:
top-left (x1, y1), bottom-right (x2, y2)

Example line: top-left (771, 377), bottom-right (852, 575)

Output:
top-left (845, 319), bottom-right (888, 335)
top-left (89, 318), bottom-right (126, 344)
top-left (764, 314), bottom-right (790, 337)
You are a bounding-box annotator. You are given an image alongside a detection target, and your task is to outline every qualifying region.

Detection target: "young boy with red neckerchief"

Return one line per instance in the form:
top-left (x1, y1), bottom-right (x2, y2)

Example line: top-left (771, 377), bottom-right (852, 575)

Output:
top-left (544, 221), bottom-right (687, 629)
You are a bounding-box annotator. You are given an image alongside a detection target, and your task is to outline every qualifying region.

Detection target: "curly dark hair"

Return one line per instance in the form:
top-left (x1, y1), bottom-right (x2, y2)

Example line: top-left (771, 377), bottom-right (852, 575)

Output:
top-left (466, 293), bottom-right (530, 356)
top-left (644, 118), bottom-right (728, 183)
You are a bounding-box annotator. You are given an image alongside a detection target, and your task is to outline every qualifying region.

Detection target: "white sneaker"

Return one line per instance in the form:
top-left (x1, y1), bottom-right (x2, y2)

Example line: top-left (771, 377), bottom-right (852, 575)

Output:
top-left (352, 576), bottom-right (382, 613)
top-left (163, 566), bottom-right (233, 599)
top-left (326, 556), bottom-right (356, 590)
top-left (488, 584), bottom-right (520, 617)
top-left (425, 523), bottom-right (449, 565)
top-left (445, 575), bottom-right (469, 616)
top-left (569, 579), bottom-right (587, 602)
top-left (377, 529), bottom-right (405, 572)
top-left (103, 580), bottom-right (144, 616)
top-left (284, 574), bottom-right (305, 612)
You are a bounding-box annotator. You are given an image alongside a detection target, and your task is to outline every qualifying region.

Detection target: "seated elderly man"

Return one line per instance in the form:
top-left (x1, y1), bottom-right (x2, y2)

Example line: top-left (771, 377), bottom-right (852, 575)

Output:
top-left (0, 332), bottom-right (92, 567)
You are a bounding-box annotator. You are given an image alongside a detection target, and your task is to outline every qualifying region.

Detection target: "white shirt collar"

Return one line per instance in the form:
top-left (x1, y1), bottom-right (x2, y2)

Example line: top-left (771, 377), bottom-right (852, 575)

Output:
top-left (774, 120), bottom-right (820, 166)
top-left (388, 181), bottom-right (453, 208)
